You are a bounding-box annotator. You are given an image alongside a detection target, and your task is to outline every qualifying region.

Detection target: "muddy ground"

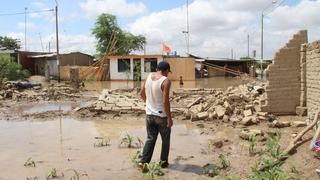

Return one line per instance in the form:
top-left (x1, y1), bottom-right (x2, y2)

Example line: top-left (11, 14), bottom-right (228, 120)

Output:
top-left (0, 79), bottom-right (319, 180)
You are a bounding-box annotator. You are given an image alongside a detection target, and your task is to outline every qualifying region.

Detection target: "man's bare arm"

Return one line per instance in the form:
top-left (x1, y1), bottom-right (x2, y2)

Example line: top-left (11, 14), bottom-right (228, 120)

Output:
top-left (162, 79), bottom-right (172, 127)
top-left (140, 81), bottom-right (146, 102)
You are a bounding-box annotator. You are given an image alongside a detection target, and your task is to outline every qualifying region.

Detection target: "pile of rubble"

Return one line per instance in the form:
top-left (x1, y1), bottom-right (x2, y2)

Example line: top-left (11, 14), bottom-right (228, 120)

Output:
top-left (88, 81), bottom-right (275, 126)
top-left (91, 88), bottom-right (145, 114)
top-left (0, 81), bottom-right (80, 101)
top-left (173, 82), bottom-right (272, 125)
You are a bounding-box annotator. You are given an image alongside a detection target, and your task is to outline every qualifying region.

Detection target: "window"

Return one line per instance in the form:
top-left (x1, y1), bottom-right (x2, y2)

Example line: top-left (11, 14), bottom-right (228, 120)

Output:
top-left (144, 58), bottom-right (158, 72)
top-left (118, 59), bottom-right (130, 72)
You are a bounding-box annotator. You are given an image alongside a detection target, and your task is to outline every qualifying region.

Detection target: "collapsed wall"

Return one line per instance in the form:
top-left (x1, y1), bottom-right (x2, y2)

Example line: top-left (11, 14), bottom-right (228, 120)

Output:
top-left (261, 30), bottom-right (308, 114)
top-left (305, 41), bottom-right (320, 117)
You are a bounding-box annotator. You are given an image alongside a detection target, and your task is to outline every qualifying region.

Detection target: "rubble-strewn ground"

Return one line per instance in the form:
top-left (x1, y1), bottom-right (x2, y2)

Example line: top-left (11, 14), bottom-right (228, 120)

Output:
top-left (0, 79), bottom-right (319, 179)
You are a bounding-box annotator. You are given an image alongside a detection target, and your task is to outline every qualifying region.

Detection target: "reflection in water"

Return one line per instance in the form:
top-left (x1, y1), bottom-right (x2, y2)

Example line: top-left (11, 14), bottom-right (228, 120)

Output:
top-left (13, 101), bottom-right (92, 114)
top-left (85, 77), bottom-right (247, 91)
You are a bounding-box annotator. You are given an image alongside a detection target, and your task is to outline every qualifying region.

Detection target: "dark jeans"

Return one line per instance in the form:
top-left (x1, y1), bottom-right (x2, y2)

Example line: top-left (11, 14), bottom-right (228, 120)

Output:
top-left (140, 115), bottom-right (171, 164)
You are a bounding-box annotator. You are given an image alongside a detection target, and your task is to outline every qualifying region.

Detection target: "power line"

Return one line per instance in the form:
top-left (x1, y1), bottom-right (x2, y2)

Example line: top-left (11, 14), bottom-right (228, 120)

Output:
top-left (264, 0), bottom-right (286, 15)
top-left (0, 9), bottom-right (54, 17)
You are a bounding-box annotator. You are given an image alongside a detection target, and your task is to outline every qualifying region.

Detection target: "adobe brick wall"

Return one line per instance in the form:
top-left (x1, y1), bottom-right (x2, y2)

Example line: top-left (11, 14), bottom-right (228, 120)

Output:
top-left (261, 30), bottom-right (308, 114)
top-left (305, 40), bottom-right (320, 117)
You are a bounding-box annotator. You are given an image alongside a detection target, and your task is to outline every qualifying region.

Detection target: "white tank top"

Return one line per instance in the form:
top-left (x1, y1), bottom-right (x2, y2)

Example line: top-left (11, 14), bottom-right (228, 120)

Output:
top-left (145, 73), bottom-right (167, 117)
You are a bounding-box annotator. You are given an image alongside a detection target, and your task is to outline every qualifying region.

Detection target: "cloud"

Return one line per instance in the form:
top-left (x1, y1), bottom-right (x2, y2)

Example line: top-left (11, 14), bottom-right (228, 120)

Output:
top-left (16, 22), bottom-right (37, 30)
top-left (80, 0), bottom-right (147, 19)
top-left (128, 0), bottom-right (320, 59)
top-left (4, 32), bottom-right (95, 55)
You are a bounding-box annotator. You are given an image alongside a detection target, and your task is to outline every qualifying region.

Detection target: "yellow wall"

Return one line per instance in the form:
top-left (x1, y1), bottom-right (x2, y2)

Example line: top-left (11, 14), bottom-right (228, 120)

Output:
top-left (166, 57), bottom-right (195, 81)
top-left (60, 66), bottom-right (98, 81)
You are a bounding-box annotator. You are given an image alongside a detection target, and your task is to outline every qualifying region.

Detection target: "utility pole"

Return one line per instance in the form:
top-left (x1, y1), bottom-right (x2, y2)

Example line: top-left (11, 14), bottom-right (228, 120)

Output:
top-left (261, 13), bottom-right (264, 73)
top-left (186, 0), bottom-right (190, 54)
top-left (39, 33), bottom-right (44, 52)
top-left (247, 33), bottom-right (250, 57)
top-left (24, 7), bottom-right (27, 51)
top-left (55, 0), bottom-right (60, 82)
top-left (231, 48), bottom-right (234, 59)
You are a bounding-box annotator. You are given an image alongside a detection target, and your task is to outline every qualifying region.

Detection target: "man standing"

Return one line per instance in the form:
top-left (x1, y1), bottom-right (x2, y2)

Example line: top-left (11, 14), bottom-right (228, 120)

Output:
top-left (139, 61), bottom-right (172, 169)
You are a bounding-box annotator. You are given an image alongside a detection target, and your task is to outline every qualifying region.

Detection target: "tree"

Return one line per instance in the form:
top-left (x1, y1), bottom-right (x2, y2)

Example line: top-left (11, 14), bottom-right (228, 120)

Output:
top-left (92, 13), bottom-right (146, 57)
top-left (0, 36), bottom-right (21, 50)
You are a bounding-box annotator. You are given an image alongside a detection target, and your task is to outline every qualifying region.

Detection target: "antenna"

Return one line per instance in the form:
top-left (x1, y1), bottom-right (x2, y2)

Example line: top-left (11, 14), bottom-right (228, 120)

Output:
top-left (24, 7), bottom-right (27, 51)
top-left (38, 33), bottom-right (44, 52)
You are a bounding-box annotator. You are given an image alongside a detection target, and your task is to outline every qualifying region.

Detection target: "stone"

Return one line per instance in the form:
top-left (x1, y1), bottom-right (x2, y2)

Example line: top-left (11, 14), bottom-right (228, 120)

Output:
top-left (234, 108), bottom-right (241, 115)
top-left (292, 121), bottom-right (307, 127)
top-left (241, 116), bottom-right (253, 126)
top-left (251, 116), bottom-right (258, 124)
top-left (230, 117), bottom-right (240, 123)
top-left (197, 112), bottom-right (209, 120)
top-left (269, 120), bottom-right (291, 128)
top-left (258, 112), bottom-right (268, 116)
top-left (243, 109), bottom-right (253, 117)
top-left (215, 105), bottom-right (226, 119)
top-left (73, 107), bottom-right (81, 112)
top-left (222, 115), bottom-right (230, 123)
top-left (184, 110), bottom-right (192, 119)
top-left (209, 139), bottom-right (223, 148)
top-left (239, 129), bottom-right (263, 140)
top-left (240, 94), bottom-right (251, 102)
top-left (196, 123), bottom-right (205, 128)
top-left (197, 103), bottom-right (204, 112)
top-left (228, 95), bottom-right (242, 102)
top-left (191, 114), bottom-right (199, 121)
top-left (33, 86), bottom-right (41, 90)
top-left (208, 112), bottom-right (217, 121)
top-left (245, 104), bottom-right (254, 110)
top-left (102, 106), bottom-right (113, 111)
top-left (254, 105), bottom-right (262, 112)
top-left (224, 101), bottom-right (233, 114)
top-left (258, 116), bottom-right (267, 121)
top-left (253, 86), bottom-right (265, 94)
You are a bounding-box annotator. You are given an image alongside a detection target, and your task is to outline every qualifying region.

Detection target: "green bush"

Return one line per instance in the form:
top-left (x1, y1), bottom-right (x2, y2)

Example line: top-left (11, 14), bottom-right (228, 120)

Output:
top-left (0, 56), bottom-right (29, 84)
top-left (255, 61), bottom-right (270, 69)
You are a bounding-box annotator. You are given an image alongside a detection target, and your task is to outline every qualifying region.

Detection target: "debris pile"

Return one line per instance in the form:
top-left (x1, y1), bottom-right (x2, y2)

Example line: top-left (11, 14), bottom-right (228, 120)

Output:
top-left (91, 88), bottom-right (145, 114)
top-left (87, 81), bottom-right (279, 126)
top-left (0, 81), bottom-right (80, 101)
top-left (174, 82), bottom-right (273, 126)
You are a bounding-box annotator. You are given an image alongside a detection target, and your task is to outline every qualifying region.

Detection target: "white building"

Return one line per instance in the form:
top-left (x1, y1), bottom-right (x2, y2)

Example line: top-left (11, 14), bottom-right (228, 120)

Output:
top-left (108, 54), bottom-right (195, 81)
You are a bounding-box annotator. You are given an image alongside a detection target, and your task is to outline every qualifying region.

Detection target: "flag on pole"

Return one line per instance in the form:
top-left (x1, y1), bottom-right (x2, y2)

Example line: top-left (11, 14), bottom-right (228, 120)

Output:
top-left (162, 43), bottom-right (171, 53)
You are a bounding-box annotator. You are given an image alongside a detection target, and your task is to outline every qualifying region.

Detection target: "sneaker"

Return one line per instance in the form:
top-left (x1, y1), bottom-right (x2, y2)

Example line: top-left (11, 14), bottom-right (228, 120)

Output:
top-left (161, 162), bottom-right (169, 168)
top-left (138, 162), bottom-right (149, 173)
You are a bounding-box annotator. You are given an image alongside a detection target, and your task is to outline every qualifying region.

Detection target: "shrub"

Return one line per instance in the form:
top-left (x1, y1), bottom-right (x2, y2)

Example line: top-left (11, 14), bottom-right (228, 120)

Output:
top-left (0, 56), bottom-right (29, 84)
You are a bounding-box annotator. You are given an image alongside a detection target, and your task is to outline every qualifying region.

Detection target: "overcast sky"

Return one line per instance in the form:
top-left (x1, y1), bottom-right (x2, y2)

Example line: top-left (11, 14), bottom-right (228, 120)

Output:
top-left (1, 0), bottom-right (320, 59)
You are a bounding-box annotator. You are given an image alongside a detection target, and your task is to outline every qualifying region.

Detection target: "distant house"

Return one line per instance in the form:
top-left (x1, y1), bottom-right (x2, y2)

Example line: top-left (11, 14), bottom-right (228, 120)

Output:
top-left (0, 47), bottom-right (18, 62)
top-left (108, 55), bottom-right (195, 81)
top-left (189, 54), bottom-right (253, 77)
top-left (204, 58), bottom-right (253, 77)
top-left (25, 52), bottom-right (94, 78)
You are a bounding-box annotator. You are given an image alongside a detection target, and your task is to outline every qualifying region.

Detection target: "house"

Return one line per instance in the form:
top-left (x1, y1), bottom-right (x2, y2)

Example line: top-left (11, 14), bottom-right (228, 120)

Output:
top-left (204, 58), bottom-right (253, 77)
top-left (107, 54), bottom-right (195, 81)
top-left (0, 47), bottom-right (18, 62)
top-left (26, 52), bottom-right (94, 78)
top-left (188, 54), bottom-right (254, 77)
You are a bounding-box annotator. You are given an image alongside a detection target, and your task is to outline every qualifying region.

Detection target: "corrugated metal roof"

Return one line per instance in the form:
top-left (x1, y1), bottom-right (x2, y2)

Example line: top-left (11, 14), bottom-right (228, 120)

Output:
top-left (28, 53), bottom-right (57, 58)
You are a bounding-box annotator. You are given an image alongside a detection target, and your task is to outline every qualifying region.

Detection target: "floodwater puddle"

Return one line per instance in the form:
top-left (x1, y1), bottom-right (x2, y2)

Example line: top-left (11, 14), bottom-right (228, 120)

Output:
top-left (0, 118), bottom-right (212, 179)
top-left (10, 101), bottom-right (93, 114)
